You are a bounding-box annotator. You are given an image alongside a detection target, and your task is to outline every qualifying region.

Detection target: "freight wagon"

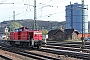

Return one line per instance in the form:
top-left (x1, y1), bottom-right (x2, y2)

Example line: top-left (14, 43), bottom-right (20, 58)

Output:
top-left (8, 27), bottom-right (43, 49)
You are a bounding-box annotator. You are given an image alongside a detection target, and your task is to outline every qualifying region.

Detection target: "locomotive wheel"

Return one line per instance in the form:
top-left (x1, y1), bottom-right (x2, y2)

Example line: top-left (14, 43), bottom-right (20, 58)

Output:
top-left (15, 44), bottom-right (19, 47)
top-left (37, 41), bottom-right (42, 49)
top-left (10, 42), bottom-right (15, 46)
top-left (37, 45), bottom-right (41, 49)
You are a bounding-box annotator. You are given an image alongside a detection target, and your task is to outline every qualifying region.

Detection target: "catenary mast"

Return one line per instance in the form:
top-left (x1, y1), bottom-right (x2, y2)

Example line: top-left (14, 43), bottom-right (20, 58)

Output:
top-left (81, 0), bottom-right (85, 48)
top-left (34, 0), bottom-right (37, 30)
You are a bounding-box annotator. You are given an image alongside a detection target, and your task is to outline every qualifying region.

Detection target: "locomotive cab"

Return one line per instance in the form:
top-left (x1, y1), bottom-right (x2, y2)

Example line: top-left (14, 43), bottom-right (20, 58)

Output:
top-left (32, 30), bottom-right (42, 48)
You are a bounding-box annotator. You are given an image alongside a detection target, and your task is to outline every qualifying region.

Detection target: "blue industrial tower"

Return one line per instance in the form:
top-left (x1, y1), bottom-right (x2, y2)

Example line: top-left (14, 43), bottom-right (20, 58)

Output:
top-left (65, 2), bottom-right (88, 33)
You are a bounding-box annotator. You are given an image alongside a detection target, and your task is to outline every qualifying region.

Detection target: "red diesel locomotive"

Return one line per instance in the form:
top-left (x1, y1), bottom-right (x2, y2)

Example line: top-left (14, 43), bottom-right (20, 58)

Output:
top-left (8, 27), bottom-right (43, 49)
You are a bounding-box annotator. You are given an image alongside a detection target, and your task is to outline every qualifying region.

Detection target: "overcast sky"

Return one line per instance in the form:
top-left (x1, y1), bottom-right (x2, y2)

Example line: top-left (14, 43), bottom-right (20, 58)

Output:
top-left (0, 0), bottom-right (89, 22)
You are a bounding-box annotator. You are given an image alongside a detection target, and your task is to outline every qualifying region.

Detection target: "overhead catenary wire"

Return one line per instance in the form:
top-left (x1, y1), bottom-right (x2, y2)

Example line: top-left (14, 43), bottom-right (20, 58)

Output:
top-left (0, 0), bottom-right (67, 21)
top-left (37, 0), bottom-right (83, 22)
top-left (39, 0), bottom-right (53, 5)
top-left (36, 0), bottom-right (72, 16)
top-left (2, 0), bottom-right (61, 17)
top-left (46, 0), bottom-right (69, 5)
top-left (39, 10), bottom-right (64, 18)
top-left (3, 9), bottom-right (31, 21)
top-left (0, 0), bottom-right (83, 22)
top-left (1, 0), bottom-right (7, 3)
top-left (1, 0), bottom-right (27, 21)
top-left (2, 0), bottom-right (34, 21)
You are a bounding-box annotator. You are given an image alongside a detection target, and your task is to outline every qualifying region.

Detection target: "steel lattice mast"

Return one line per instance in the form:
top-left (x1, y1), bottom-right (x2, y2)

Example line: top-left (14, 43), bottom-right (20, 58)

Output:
top-left (81, 0), bottom-right (85, 48)
top-left (34, 0), bottom-right (37, 30)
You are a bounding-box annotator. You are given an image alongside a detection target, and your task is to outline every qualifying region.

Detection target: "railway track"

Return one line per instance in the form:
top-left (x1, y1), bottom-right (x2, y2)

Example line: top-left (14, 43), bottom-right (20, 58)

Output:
top-left (0, 46), bottom-right (61, 60)
top-left (40, 46), bottom-right (90, 59)
top-left (0, 54), bottom-right (12, 60)
top-left (42, 45), bottom-right (90, 53)
top-left (1, 46), bottom-right (82, 60)
top-left (47, 41), bottom-right (90, 49)
top-left (0, 40), bottom-right (89, 60)
top-left (42, 41), bottom-right (90, 59)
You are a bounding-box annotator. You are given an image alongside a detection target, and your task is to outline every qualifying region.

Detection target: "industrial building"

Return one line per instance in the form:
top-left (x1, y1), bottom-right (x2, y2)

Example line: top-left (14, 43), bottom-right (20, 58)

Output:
top-left (65, 2), bottom-right (88, 33)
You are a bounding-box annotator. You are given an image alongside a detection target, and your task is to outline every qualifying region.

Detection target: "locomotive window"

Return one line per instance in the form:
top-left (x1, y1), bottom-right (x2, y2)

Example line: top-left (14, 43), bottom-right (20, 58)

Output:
top-left (19, 29), bottom-right (22, 31)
